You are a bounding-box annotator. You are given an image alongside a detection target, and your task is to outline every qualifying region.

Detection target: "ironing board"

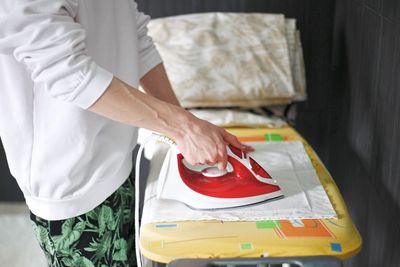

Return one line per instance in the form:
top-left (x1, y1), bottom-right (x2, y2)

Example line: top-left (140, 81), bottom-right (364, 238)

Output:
top-left (139, 127), bottom-right (362, 263)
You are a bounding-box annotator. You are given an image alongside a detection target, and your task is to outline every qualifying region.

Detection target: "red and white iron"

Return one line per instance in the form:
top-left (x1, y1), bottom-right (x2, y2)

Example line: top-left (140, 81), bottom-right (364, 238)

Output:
top-left (156, 142), bottom-right (283, 209)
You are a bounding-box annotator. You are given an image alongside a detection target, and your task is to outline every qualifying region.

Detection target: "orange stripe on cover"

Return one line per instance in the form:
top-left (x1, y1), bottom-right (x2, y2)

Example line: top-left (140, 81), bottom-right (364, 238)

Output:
top-left (238, 136), bottom-right (265, 142)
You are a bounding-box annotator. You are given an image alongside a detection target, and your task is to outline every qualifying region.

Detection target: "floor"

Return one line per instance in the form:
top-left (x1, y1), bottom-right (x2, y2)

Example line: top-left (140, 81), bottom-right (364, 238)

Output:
top-left (0, 202), bottom-right (47, 267)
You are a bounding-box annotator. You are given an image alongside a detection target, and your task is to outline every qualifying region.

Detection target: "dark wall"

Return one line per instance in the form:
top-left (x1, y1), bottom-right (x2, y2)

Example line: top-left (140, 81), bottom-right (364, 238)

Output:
top-left (330, 0), bottom-right (400, 266)
top-left (0, 142), bottom-right (24, 201)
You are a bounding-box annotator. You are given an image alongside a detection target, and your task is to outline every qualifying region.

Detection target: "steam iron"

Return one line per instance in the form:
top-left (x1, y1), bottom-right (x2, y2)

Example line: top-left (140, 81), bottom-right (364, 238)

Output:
top-left (156, 143), bottom-right (284, 209)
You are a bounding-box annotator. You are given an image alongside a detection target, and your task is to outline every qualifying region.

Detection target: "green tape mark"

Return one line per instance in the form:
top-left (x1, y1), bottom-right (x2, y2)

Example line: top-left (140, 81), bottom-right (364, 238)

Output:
top-left (256, 220), bottom-right (281, 229)
top-left (264, 133), bottom-right (283, 142)
top-left (240, 243), bottom-right (253, 251)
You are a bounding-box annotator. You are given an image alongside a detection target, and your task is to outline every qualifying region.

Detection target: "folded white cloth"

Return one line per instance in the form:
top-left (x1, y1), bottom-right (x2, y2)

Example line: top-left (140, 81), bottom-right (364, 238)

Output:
top-left (189, 109), bottom-right (287, 128)
top-left (141, 141), bottom-right (336, 224)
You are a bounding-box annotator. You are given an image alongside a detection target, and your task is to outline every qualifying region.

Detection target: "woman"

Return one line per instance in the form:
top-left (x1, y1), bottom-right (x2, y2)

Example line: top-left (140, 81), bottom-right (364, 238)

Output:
top-left (0, 0), bottom-right (251, 266)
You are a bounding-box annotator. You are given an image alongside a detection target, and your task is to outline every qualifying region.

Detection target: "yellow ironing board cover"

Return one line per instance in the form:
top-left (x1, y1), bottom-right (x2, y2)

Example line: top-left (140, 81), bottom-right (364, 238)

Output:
top-left (139, 127), bottom-right (362, 263)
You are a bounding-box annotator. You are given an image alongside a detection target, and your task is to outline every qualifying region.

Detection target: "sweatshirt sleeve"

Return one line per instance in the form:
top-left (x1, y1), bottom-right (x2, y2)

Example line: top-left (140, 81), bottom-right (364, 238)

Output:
top-left (134, 1), bottom-right (163, 79)
top-left (0, 0), bottom-right (113, 109)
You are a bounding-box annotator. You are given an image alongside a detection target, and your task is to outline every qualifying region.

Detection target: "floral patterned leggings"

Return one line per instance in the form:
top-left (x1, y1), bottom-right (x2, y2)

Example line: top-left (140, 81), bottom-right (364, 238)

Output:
top-left (30, 176), bottom-right (136, 267)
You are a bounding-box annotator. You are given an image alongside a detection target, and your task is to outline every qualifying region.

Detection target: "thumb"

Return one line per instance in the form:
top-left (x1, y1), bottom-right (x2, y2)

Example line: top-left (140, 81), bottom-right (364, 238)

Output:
top-left (217, 143), bottom-right (228, 170)
top-left (217, 161), bottom-right (227, 171)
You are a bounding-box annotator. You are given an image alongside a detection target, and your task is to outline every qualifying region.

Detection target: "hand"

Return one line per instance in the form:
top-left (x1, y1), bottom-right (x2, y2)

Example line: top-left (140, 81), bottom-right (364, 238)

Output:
top-left (174, 115), bottom-right (253, 170)
top-left (87, 77), bottom-right (252, 166)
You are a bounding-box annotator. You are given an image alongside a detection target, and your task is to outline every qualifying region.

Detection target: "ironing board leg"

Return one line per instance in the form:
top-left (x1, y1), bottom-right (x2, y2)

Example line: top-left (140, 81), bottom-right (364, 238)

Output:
top-left (151, 261), bottom-right (166, 267)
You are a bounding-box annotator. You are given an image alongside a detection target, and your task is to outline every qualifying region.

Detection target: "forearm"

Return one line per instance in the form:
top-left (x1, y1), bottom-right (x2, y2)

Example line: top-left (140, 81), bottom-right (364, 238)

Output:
top-left (89, 77), bottom-right (190, 140)
top-left (88, 75), bottom-right (252, 169)
top-left (140, 63), bottom-right (181, 106)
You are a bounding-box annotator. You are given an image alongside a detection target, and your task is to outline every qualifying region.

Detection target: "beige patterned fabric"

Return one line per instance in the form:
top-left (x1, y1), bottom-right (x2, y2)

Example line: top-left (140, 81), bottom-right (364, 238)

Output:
top-left (285, 19), bottom-right (307, 101)
top-left (147, 12), bottom-right (306, 108)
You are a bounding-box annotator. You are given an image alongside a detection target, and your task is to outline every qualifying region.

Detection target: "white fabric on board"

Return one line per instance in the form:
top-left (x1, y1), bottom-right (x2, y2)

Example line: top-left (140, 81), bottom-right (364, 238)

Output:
top-left (140, 139), bottom-right (337, 224)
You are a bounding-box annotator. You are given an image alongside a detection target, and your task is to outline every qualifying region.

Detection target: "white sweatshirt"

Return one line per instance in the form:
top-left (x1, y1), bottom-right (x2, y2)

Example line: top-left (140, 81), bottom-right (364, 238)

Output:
top-left (0, 0), bottom-right (162, 220)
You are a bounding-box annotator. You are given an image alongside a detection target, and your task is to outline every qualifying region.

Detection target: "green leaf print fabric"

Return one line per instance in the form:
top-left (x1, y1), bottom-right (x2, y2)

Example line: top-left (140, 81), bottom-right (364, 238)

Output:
top-left (30, 177), bottom-right (136, 267)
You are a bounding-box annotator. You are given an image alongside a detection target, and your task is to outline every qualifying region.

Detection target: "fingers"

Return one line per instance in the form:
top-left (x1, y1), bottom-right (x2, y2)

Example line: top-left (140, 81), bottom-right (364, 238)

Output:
top-left (221, 129), bottom-right (254, 152)
top-left (176, 120), bottom-right (250, 171)
top-left (242, 144), bottom-right (255, 153)
top-left (200, 143), bottom-right (227, 170)
top-left (216, 143), bottom-right (227, 170)
top-left (217, 161), bottom-right (226, 171)
top-left (182, 144), bottom-right (227, 170)
top-left (222, 130), bottom-right (242, 148)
